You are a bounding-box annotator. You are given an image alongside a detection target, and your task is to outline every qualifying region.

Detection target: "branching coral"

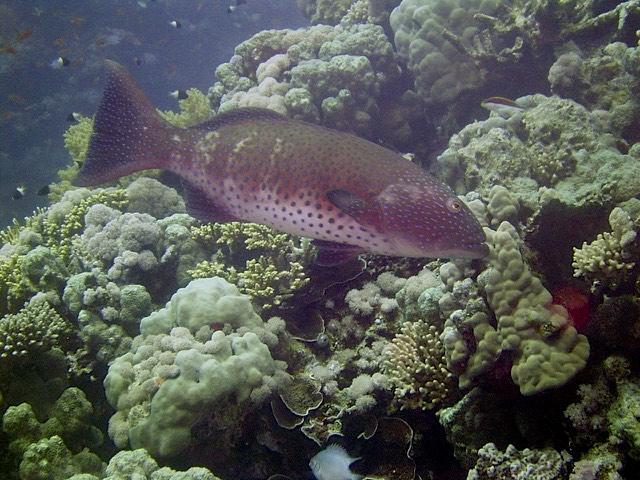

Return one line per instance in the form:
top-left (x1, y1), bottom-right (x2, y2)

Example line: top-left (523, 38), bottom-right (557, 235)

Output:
top-left (159, 88), bottom-right (213, 128)
top-left (383, 319), bottom-right (455, 410)
top-left (0, 297), bottom-right (73, 362)
top-left (189, 222), bottom-right (311, 310)
top-left (573, 207), bottom-right (638, 291)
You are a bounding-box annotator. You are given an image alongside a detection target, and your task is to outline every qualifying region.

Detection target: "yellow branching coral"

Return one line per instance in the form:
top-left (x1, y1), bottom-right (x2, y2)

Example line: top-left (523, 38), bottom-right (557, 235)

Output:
top-left (159, 88), bottom-right (213, 128)
top-left (189, 222), bottom-right (311, 310)
top-left (63, 115), bottom-right (94, 165)
top-left (573, 207), bottom-right (638, 291)
top-left (383, 320), bottom-right (455, 411)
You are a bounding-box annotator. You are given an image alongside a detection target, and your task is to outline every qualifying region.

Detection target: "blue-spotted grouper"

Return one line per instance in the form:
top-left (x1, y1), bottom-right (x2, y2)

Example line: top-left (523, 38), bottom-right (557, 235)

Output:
top-left (76, 61), bottom-right (488, 265)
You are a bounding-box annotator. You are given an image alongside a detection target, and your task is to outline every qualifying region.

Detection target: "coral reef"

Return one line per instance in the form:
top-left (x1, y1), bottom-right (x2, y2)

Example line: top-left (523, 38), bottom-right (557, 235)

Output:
top-left (1, 2), bottom-right (640, 479)
top-left (467, 443), bottom-right (570, 480)
top-left (572, 206), bottom-right (639, 291)
top-left (104, 277), bottom-right (291, 459)
top-left (383, 319), bottom-right (455, 410)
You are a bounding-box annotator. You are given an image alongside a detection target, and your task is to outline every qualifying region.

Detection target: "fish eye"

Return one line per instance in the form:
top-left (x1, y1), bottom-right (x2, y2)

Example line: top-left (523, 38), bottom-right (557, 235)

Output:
top-left (447, 198), bottom-right (463, 213)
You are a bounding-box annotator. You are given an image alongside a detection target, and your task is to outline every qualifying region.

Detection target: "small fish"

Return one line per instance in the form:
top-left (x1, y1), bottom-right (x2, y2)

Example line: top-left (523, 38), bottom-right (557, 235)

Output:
top-left (67, 112), bottom-right (82, 123)
top-left (50, 56), bottom-right (70, 69)
top-left (8, 94), bottom-right (26, 104)
top-left (15, 28), bottom-right (33, 43)
top-left (480, 96), bottom-right (525, 118)
top-left (169, 20), bottom-right (182, 29)
top-left (11, 185), bottom-right (27, 200)
top-left (37, 185), bottom-right (51, 196)
top-left (69, 16), bottom-right (86, 27)
top-left (76, 61), bottom-right (488, 265)
top-left (133, 56), bottom-right (143, 66)
top-left (309, 444), bottom-right (363, 480)
top-left (0, 44), bottom-right (17, 55)
top-left (169, 89), bottom-right (188, 100)
top-left (227, 5), bottom-right (237, 13)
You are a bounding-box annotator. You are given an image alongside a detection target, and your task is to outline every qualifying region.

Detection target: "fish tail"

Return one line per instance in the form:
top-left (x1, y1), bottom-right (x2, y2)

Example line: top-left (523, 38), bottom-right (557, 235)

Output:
top-left (76, 60), bottom-right (177, 186)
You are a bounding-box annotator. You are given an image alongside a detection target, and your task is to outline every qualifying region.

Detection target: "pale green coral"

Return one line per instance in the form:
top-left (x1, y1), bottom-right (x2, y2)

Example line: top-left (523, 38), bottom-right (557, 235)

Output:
top-left (0, 298), bottom-right (73, 361)
top-left (383, 319), bottom-right (455, 410)
top-left (189, 222), bottom-right (311, 310)
top-left (159, 88), bottom-right (213, 128)
top-left (63, 116), bottom-right (94, 165)
top-left (572, 207), bottom-right (638, 291)
top-left (480, 222), bottom-right (590, 395)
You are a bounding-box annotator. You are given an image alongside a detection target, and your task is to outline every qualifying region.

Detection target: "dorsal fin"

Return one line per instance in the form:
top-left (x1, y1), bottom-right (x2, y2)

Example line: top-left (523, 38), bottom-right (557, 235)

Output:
top-left (190, 107), bottom-right (288, 132)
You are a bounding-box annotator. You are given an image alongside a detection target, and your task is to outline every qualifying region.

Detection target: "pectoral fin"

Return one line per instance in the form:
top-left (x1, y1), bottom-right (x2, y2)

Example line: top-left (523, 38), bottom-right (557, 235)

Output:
top-left (326, 189), bottom-right (369, 220)
top-left (312, 239), bottom-right (362, 266)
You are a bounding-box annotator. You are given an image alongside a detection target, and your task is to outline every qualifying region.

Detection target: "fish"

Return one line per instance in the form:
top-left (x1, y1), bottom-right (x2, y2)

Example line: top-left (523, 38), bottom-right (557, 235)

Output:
top-left (480, 96), bottom-right (525, 118)
top-left (169, 20), bottom-right (181, 29)
top-left (11, 185), bottom-right (26, 200)
top-left (76, 61), bottom-right (488, 265)
top-left (50, 56), bottom-right (70, 69)
top-left (169, 89), bottom-right (188, 100)
top-left (15, 28), bottom-right (33, 43)
top-left (37, 185), bottom-right (51, 196)
top-left (67, 112), bottom-right (82, 123)
top-left (309, 444), bottom-right (363, 480)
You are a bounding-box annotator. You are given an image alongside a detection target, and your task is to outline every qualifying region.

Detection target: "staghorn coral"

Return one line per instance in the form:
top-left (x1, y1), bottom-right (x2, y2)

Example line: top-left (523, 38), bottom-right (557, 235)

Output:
top-left (63, 115), bottom-right (93, 166)
top-left (572, 207), bottom-right (638, 291)
top-left (383, 319), bottom-right (455, 410)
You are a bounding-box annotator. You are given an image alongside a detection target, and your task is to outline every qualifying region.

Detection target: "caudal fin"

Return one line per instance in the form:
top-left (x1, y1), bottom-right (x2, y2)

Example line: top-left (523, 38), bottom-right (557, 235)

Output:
top-left (76, 60), bottom-right (176, 186)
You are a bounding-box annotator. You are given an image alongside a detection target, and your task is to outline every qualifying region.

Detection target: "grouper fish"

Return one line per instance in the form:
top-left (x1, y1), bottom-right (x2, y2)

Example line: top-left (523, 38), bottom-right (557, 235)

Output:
top-left (76, 61), bottom-right (488, 265)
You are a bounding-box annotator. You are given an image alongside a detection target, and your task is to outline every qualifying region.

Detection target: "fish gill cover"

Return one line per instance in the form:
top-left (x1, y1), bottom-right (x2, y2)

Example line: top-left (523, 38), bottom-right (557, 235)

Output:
top-left (0, 1), bottom-right (640, 480)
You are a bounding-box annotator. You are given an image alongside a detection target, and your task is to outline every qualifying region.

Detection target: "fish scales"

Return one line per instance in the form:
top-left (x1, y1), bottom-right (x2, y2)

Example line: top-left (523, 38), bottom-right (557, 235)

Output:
top-left (77, 61), bottom-right (488, 263)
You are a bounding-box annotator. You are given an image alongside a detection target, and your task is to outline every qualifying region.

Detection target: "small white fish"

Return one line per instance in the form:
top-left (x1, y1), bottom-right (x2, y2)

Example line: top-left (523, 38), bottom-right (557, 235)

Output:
top-left (480, 96), bottom-right (525, 118)
top-left (169, 89), bottom-right (188, 100)
top-left (12, 185), bottom-right (27, 200)
top-left (309, 444), bottom-right (363, 480)
top-left (50, 56), bottom-right (69, 69)
top-left (169, 20), bottom-right (181, 29)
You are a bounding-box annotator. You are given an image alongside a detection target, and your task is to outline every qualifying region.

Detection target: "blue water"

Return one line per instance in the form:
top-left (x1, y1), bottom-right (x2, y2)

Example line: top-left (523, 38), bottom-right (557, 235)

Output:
top-left (0, 0), bottom-right (307, 228)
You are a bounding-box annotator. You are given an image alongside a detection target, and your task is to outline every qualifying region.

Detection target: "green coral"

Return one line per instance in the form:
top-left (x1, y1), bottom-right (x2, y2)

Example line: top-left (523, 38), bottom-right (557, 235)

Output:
top-left (383, 320), bottom-right (455, 410)
top-left (63, 116), bottom-right (94, 165)
top-left (0, 299), bottom-right (73, 362)
top-left (188, 222), bottom-right (311, 310)
top-left (43, 189), bottom-right (128, 262)
top-left (2, 387), bottom-right (102, 456)
top-left (159, 88), bottom-right (213, 128)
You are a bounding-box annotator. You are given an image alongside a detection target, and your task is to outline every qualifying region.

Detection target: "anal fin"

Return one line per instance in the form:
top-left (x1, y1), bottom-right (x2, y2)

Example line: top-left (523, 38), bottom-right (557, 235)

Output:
top-left (182, 181), bottom-right (237, 223)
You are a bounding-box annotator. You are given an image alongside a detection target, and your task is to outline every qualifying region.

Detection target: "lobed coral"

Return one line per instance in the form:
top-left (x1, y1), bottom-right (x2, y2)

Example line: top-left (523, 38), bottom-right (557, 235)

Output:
top-left (103, 277), bottom-right (291, 458)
